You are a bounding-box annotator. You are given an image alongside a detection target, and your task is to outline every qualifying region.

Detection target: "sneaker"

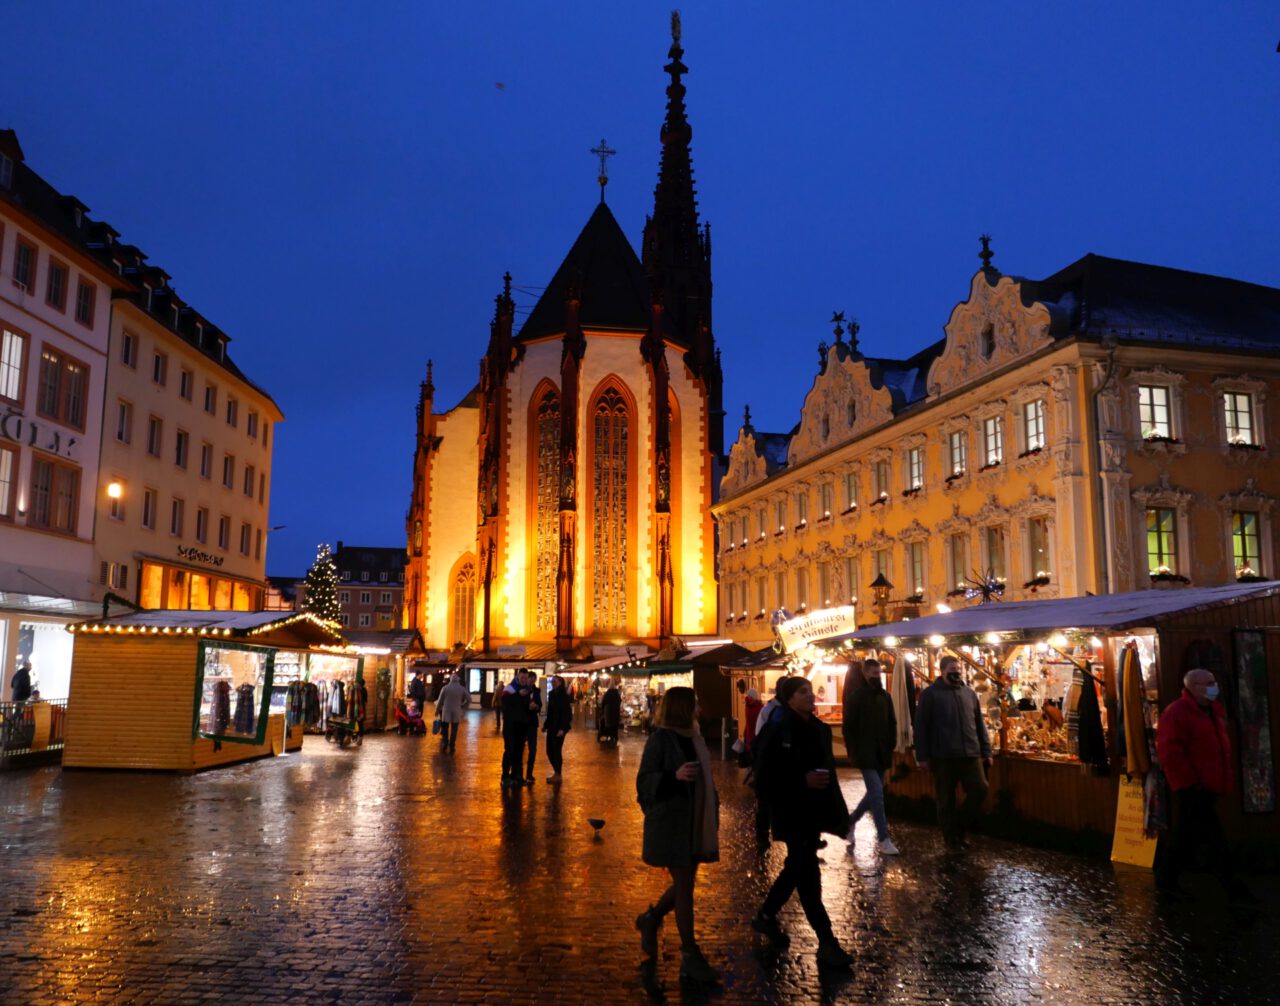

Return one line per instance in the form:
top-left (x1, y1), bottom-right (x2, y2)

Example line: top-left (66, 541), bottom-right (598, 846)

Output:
top-left (878, 837), bottom-right (901, 855)
top-left (635, 907), bottom-right (660, 958)
top-left (679, 946), bottom-right (720, 984)
top-left (750, 911), bottom-right (790, 947)
top-left (816, 938), bottom-right (854, 968)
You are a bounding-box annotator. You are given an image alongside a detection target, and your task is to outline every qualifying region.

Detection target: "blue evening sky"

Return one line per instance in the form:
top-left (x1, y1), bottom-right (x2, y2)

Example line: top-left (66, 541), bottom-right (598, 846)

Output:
top-left (7, 2), bottom-right (1278, 575)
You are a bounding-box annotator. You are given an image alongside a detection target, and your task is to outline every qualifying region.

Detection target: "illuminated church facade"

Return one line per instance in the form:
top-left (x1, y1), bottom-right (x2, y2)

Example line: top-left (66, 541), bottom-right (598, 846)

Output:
top-left (405, 21), bottom-right (722, 654)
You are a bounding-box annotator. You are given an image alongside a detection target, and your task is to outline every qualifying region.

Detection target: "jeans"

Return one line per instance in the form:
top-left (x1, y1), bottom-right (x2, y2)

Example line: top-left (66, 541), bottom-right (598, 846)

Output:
top-left (525, 723), bottom-right (540, 777)
top-left (439, 720), bottom-right (459, 751)
top-left (851, 768), bottom-right (890, 840)
top-left (501, 721), bottom-right (526, 779)
top-left (931, 757), bottom-right (988, 846)
top-left (546, 731), bottom-right (565, 774)
top-left (761, 836), bottom-right (833, 941)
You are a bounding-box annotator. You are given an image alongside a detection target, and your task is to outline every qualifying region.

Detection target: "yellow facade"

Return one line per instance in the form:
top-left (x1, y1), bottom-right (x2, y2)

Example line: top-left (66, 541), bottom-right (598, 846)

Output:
top-left (95, 298), bottom-right (283, 611)
top-left (715, 263), bottom-right (1280, 647)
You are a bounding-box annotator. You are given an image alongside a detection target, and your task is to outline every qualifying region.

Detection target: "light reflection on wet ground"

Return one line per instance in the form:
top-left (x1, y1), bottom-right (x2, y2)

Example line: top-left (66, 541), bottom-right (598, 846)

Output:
top-left (0, 711), bottom-right (1276, 1004)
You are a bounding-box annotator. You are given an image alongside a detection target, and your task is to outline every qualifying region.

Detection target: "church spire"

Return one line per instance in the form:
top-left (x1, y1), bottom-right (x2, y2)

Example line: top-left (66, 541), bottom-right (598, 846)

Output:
top-left (643, 11), bottom-right (722, 455)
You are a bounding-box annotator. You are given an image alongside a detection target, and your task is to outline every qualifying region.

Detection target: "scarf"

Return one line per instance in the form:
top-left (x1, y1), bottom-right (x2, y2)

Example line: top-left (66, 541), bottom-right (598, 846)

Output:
top-left (664, 725), bottom-right (719, 860)
top-left (891, 662), bottom-right (913, 753)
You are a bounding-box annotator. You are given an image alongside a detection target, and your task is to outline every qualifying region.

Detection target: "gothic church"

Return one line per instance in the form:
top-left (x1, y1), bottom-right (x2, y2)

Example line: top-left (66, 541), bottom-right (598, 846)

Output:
top-left (405, 19), bottom-right (722, 655)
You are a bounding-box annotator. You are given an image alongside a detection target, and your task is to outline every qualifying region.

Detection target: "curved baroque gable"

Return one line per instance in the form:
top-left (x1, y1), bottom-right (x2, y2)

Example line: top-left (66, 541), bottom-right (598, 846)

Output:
top-left (790, 348), bottom-right (894, 465)
top-left (721, 429), bottom-right (769, 497)
top-left (928, 273), bottom-right (1055, 399)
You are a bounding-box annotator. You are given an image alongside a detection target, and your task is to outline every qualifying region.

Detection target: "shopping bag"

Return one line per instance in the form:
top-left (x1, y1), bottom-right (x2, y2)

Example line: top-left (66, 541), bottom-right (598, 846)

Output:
top-left (432, 718), bottom-right (443, 736)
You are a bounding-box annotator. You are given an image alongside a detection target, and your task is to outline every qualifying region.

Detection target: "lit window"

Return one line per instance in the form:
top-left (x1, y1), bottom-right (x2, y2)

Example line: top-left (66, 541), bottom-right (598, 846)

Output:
top-left (874, 460), bottom-right (890, 498)
top-left (775, 500), bottom-right (787, 531)
top-left (451, 562), bottom-right (476, 647)
top-left (844, 471), bottom-right (858, 509)
top-left (1224, 392), bottom-right (1255, 446)
top-left (1028, 517), bottom-right (1052, 579)
top-left (1145, 508), bottom-right (1177, 574)
top-left (795, 567), bottom-right (808, 609)
top-left (874, 549), bottom-right (890, 579)
top-left (796, 491), bottom-right (808, 525)
top-left (908, 541), bottom-right (925, 596)
top-left (1232, 511), bottom-right (1261, 576)
top-left (0, 328), bottom-right (27, 403)
top-left (843, 556), bottom-right (857, 603)
top-left (819, 483), bottom-right (833, 517)
top-left (1138, 385), bottom-right (1171, 439)
top-left (984, 525), bottom-right (1006, 580)
top-left (37, 348), bottom-right (88, 430)
top-left (949, 430), bottom-right (966, 475)
top-left (1023, 399), bottom-right (1046, 452)
top-left (907, 447), bottom-right (923, 489)
top-left (982, 417), bottom-right (1004, 467)
top-left (0, 445), bottom-right (19, 520)
top-left (818, 561), bottom-right (831, 605)
top-left (948, 533), bottom-right (967, 589)
top-left (774, 570), bottom-right (786, 609)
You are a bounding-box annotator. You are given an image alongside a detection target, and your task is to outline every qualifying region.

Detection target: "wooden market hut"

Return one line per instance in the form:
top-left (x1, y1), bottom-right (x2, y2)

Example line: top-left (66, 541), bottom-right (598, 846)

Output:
top-left (823, 582), bottom-right (1280, 859)
top-left (63, 610), bottom-right (347, 772)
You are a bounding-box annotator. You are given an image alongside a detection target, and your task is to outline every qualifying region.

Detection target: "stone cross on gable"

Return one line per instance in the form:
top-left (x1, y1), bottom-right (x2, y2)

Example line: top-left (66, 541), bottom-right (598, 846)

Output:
top-left (591, 138), bottom-right (616, 204)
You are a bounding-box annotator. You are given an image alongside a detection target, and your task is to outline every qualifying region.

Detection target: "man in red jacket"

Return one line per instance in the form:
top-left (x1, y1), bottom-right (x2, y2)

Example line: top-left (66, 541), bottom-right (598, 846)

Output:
top-left (1154, 668), bottom-right (1253, 901)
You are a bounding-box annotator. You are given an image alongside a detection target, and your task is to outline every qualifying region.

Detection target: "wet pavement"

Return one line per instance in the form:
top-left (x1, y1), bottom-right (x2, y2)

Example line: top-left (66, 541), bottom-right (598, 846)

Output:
top-left (1, 711), bottom-right (1276, 1005)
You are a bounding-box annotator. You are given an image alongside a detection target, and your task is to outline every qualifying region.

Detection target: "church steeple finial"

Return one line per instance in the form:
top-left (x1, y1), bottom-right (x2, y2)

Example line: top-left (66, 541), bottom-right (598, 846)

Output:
top-left (591, 138), bottom-right (616, 204)
top-left (424, 359), bottom-right (434, 396)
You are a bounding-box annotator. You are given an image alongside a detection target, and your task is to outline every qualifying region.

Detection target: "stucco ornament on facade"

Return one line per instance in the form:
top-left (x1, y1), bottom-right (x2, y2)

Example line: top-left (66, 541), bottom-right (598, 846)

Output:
top-left (788, 346), bottom-right (893, 466)
top-left (927, 272), bottom-right (1055, 400)
top-left (721, 427), bottom-right (770, 497)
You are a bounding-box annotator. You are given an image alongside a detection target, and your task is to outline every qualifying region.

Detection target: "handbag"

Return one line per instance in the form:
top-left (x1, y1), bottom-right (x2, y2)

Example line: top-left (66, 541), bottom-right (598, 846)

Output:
top-left (432, 717), bottom-right (443, 736)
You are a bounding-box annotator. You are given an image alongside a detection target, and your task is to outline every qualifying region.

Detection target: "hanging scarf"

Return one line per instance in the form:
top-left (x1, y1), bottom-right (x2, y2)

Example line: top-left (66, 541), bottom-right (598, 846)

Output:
top-left (663, 725), bottom-right (719, 860)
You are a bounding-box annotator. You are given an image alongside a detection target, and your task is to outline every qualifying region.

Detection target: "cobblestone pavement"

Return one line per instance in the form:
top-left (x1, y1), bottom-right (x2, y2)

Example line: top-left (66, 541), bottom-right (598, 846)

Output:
top-left (1, 711), bottom-right (1276, 1005)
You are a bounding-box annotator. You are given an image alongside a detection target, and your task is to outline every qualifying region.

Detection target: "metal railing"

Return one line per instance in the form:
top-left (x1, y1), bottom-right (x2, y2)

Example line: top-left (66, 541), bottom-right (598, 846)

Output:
top-left (0, 699), bottom-right (68, 768)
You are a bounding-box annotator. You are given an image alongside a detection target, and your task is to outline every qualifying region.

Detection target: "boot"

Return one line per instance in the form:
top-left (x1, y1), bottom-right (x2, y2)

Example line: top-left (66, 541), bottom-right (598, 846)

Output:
top-left (750, 910), bottom-right (790, 948)
top-left (635, 906), bottom-right (661, 958)
top-left (816, 937), bottom-right (854, 968)
top-left (679, 945), bottom-right (720, 984)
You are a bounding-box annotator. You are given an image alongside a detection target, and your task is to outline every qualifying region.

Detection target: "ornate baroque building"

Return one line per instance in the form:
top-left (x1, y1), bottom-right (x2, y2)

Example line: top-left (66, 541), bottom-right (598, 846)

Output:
top-left (714, 246), bottom-right (1280, 646)
top-left (405, 20), bottom-right (721, 654)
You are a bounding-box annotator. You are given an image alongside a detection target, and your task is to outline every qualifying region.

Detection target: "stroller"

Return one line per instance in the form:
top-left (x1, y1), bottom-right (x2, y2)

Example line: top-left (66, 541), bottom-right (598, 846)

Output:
top-left (394, 698), bottom-right (427, 736)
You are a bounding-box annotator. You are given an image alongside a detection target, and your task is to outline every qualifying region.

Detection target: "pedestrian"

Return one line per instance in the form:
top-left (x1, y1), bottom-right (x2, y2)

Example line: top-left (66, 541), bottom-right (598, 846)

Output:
top-left (408, 671), bottom-right (427, 724)
top-left (743, 687), bottom-right (763, 753)
top-left (913, 654), bottom-right (991, 851)
top-left (524, 671), bottom-right (543, 783)
top-left (634, 686), bottom-right (720, 985)
top-left (500, 670), bottom-right (532, 785)
top-left (751, 675), bottom-right (854, 968)
top-left (599, 679), bottom-right (622, 742)
top-left (435, 673), bottom-right (469, 753)
top-left (843, 659), bottom-right (900, 854)
top-left (10, 661), bottom-right (33, 704)
top-left (492, 681), bottom-right (504, 732)
top-left (750, 679), bottom-right (784, 846)
top-left (1154, 668), bottom-right (1255, 902)
top-left (544, 675), bottom-right (572, 783)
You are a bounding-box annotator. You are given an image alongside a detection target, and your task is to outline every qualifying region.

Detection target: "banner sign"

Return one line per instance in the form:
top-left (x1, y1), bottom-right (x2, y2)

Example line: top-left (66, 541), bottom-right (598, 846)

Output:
top-left (775, 605), bottom-right (857, 653)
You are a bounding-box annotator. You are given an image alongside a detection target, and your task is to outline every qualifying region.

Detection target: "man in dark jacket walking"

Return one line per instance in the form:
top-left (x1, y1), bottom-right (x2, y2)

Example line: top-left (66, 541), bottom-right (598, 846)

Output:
top-left (543, 675), bottom-right (573, 783)
top-left (913, 655), bottom-right (991, 851)
top-left (843, 659), bottom-right (900, 854)
top-left (1154, 668), bottom-right (1253, 901)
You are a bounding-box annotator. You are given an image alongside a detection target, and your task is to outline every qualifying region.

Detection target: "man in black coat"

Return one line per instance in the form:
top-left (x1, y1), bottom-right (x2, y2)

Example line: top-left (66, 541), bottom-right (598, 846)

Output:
top-left (407, 671), bottom-right (427, 717)
top-left (500, 671), bottom-right (532, 785)
top-left (543, 675), bottom-right (573, 783)
top-left (913, 655), bottom-right (992, 851)
top-left (524, 671), bottom-right (543, 783)
top-left (10, 662), bottom-right (33, 704)
top-left (844, 659), bottom-right (900, 854)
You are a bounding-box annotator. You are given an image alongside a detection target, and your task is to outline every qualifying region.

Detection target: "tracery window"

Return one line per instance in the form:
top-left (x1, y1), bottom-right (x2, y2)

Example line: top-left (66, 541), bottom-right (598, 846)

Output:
top-left (592, 388), bottom-right (628, 631)
top-left (534, 390), bottom-right (561, 631)
top-left (451, 561), bottom-right (476, 648)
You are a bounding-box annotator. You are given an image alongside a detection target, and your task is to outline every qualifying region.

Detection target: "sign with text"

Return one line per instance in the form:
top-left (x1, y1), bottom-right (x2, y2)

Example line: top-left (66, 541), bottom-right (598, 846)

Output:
top-left (1, 408), bottom-right (78, 459)
top-left (177, 546), bottom-right (225, 568)
top-left (775, 605), bottom-right (857, 653)
top-left (1110, 776), bottom-right (1157, 868)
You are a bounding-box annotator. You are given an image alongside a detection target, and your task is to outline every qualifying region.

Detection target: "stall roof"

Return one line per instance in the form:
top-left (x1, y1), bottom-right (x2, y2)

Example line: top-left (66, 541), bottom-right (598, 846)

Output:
top-left (343, 628), bottom-right (426, 655)
top-left (687, 643), bottom-right (752, 666)
top-left (68, 609), bottom-right (347, 647)
top-left (826, 583), bottom-right (1280, 645)
top-left (721, 645), bottom-right (785, 670)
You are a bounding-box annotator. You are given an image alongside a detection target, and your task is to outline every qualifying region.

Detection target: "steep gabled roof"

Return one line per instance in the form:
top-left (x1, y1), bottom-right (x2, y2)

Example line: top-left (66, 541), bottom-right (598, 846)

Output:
top-left (1032, 253), bottom-right (1280, 352)
top-left (517, 202), bottom-right (651, 341)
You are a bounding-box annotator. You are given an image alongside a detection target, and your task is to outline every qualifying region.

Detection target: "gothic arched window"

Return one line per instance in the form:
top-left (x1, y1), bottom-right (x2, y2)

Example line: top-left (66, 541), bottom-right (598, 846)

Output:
top-left (451, 561), bottom-right (476, 648)
top-left (533, 389), bottom-right (561, 632)
top-left (592, 388), bottom-right (629, 631)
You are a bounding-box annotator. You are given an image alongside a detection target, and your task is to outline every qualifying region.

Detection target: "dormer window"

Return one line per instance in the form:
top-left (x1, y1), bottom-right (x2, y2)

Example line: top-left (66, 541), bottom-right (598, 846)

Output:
top-left (980, 324), bottom-right (996, 360)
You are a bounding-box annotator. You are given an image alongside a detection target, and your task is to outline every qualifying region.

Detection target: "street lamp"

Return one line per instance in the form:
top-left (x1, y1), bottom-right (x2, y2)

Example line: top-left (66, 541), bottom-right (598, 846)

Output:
top-left (106, 481), bottom-right (123, 499)
top-left (869, 572), bottom-right (893, 625)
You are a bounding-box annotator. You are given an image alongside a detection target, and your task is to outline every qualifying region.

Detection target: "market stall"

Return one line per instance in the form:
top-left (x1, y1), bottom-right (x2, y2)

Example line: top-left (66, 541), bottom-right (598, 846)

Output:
top-left (818, 582), bottom-right (1280, 854)
top-left (63, 610), bottom-right (347, 771)
top-left (344, 629), bottom-right (427, 730)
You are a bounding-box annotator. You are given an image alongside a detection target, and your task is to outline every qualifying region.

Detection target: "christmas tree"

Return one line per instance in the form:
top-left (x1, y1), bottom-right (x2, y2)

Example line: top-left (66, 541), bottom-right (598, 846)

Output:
top-left (302, 543), bottom-right (341, 623)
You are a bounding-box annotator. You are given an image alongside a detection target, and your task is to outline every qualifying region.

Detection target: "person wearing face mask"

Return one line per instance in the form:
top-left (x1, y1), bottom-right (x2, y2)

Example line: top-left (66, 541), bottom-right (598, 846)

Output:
top-left (843, 659), bottom-right (900, 854)
top-left (1154, 668), bottom-right (1254, 902)
top-left (913, 655), bottom-right (992, 852)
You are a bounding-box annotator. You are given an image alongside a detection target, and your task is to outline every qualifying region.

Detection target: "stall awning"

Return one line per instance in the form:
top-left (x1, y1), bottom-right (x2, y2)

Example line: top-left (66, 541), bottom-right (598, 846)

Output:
top-left (641, 662), bottom-right (694, 676)
top-left (720, 645), bottom-right (785, 670)
top-left (343, 628), bottom-right (426, 655)
top-left (824, 582), bottom-right (1280, 646)
top-left (68, 609), bottom-right (348, 647)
